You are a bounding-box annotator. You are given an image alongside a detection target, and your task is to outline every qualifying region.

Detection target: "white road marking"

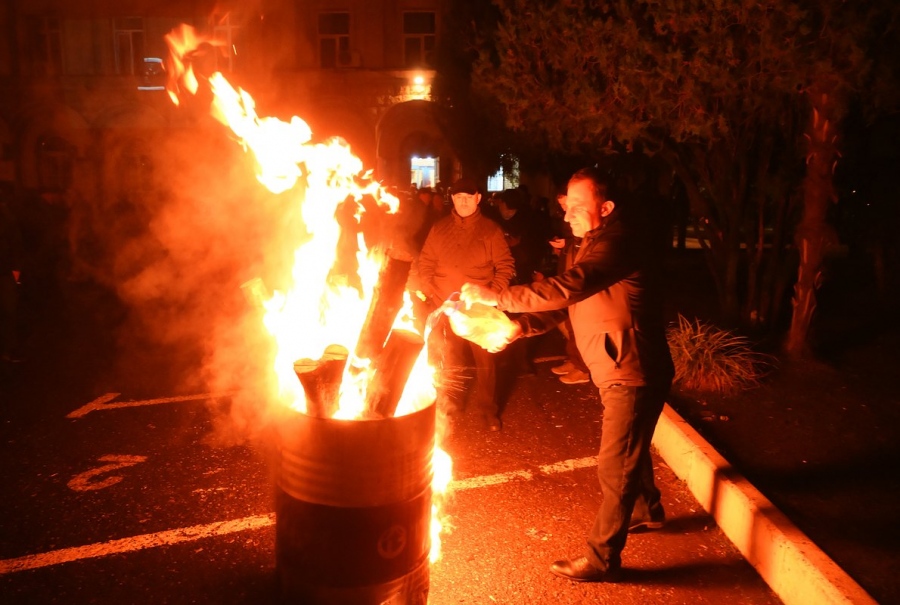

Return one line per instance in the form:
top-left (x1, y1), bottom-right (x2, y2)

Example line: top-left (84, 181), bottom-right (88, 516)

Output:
top-left (0, 455), bottom-right (597, 575)
top-left (67, 392), bottom-right (238, 419)
top-left (0, 514), bottom-right (275, 575)
top-left (446, 455), bottom-right (597, 491)
top-left (68, 455), bottom-right (148, 492)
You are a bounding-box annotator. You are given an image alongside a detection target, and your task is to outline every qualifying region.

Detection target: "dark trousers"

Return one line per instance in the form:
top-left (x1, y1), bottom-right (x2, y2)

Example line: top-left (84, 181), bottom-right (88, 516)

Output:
top-left (430, 317), bottom-right (498, 418)
top-left (586, 382), bottom-right (668, 571)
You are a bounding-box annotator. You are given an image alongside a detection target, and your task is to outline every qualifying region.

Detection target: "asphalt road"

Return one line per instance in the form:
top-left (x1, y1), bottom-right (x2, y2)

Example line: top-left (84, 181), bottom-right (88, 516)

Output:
top-left (0, 291), bottom-right (781, 604)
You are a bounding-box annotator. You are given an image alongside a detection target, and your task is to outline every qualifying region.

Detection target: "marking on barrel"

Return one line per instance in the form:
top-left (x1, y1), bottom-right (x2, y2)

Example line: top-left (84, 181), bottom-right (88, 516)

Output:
top-left (377, 525), bottom-right (407, 559)
top-left (68, 455), bottom-right (148, 492)
top-left (67, 391), bottom-right (239, 419)
top-left (0, 455), bottom-right (598, 575)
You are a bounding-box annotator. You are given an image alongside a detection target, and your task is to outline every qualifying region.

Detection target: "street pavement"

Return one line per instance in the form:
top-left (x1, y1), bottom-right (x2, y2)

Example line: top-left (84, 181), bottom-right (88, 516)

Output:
top-left (0, 293), bottom-right (781, 604)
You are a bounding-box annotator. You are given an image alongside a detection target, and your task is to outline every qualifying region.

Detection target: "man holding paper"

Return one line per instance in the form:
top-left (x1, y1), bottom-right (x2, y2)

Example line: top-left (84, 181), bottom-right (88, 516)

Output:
top-left (460, 167), bottom-right (674, 582)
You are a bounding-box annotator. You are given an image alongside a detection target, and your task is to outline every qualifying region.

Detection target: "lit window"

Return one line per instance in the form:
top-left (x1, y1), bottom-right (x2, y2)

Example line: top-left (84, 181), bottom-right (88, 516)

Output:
top-left (213, 14), bottom-right (241, 72)
top-left (319, 12), bottom-right (351, 68)
top-left (411, 156), bottom-right (439, 190)
top-left (137, 57), bottom-right (165, 91)
top-left (487, 156), bottom-right (519, 192)
top-left (403, 12), bottom-right (435, 68)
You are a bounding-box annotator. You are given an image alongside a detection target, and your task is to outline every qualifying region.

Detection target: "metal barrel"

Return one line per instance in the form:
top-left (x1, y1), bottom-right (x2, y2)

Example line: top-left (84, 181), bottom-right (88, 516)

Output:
top-left (275, 402), bottom-right (435, 604)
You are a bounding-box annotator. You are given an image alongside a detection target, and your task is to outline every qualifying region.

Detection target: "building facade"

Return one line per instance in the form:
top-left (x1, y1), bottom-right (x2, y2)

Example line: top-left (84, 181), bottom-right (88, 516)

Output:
top-left (0, 0), bottom-right (458, 202)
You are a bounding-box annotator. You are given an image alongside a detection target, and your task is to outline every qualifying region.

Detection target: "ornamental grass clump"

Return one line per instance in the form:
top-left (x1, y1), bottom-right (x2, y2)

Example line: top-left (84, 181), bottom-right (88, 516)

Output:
top-left (667, 315), bottom-right (774, 393)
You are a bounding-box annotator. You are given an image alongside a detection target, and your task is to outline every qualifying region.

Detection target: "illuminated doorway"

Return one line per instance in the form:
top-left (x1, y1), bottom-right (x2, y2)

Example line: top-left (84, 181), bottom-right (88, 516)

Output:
top-left (411, 155), bottom-right (439, 189)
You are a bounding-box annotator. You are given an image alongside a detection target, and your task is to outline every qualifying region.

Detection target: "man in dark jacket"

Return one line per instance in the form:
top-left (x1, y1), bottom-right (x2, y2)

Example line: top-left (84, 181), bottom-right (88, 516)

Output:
top-left (410, 177), bottom-right (515, 431)
top-left (460, 167), bottom-right (674, 580)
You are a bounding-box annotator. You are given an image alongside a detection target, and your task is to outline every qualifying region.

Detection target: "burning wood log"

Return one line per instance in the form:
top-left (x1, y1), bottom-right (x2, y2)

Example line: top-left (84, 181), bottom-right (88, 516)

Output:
top-left (364, 329), bottom-right (425, 419)
top-left (292, 344), bottom-right (348, 418)
top-left (354, 256), bottom-right (410, 362)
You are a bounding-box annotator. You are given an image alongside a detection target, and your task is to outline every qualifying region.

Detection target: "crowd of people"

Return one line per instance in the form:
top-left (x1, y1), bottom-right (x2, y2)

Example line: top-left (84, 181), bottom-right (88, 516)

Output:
top-left (4, 168), bottom-right (675, 586)
top-left (385, 178), bottom-right (595, 430)
top-left (382, 168), bottom-right (674, 584)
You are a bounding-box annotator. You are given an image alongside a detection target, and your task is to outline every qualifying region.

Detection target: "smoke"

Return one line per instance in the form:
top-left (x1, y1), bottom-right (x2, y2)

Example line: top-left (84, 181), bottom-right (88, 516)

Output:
top-left (66, 111), bottom-right (308, 444)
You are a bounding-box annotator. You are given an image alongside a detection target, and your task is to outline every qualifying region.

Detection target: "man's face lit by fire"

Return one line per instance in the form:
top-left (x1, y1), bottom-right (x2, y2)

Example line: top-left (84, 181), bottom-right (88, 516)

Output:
top-left (564, 178), bottom-right (613, 238)
top-left (452, 192), bottom-right (481, 218)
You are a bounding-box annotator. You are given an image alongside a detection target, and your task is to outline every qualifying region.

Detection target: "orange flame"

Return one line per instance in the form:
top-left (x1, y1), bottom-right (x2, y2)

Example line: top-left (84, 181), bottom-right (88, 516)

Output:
top-left (166, 24), bottom-right (406, 417)
top-left (165, 22), bottom-right (451, 558)
top-left (430, 446), bottom-right (453, 563)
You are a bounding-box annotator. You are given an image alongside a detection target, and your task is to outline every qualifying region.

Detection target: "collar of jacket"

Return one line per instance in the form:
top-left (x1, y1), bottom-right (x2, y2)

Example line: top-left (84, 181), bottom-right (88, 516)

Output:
top-left (451, 207), bottom-right (483, 226)
top-left (582, 212), bottom-right (621, 243)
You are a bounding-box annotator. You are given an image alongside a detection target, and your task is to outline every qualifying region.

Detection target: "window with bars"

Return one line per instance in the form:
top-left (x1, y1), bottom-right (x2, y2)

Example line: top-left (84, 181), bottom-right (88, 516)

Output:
top-left (402, 12), bottom-right (435, 68)
top-left (213, 14), bottom-right (241, 72)
top-left (114, 17), bottom-right (144, 76)
top-left (318, 12), bottom-right (350, 68)
top-left (26, 17), bottom-right (63, 76)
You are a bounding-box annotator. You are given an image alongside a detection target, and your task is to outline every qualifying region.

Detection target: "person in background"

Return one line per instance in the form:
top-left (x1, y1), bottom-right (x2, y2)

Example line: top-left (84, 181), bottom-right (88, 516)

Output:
top-left (430, 187), bottom-right (450, 220)
top-left (383, 186), bottom-right (444, 335)
top-left (0, 190), bottom-right (24, 363)
top-left (548, 191), bottom-right (591, 385)
top-left (459, 167), bottom-right (674, 581)
top-left (409, 177), bottom-right (515, 431)
top-left (494, 188), bottom-right (548, 375)
top-left (495, 188), bottom-right (547, 285)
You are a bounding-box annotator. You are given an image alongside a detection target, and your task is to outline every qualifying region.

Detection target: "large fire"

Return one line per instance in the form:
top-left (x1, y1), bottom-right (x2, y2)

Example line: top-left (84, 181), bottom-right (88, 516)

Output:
top-left (165, 24), bottom-right (451, 563)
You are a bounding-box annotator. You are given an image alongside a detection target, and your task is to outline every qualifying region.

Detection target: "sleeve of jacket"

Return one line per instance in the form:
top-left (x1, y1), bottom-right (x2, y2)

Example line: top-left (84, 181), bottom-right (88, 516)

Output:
top-left (511, 309), bottom-right (569, 338)
top-left (495, 231), bottom-right (635, 314)
top-left (488, 226), bottom-right (516, 292)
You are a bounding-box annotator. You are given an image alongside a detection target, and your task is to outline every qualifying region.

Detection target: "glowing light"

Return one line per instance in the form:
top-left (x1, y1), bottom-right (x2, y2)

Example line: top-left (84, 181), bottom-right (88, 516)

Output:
top-left (430, 446), bottom-right (454, 563)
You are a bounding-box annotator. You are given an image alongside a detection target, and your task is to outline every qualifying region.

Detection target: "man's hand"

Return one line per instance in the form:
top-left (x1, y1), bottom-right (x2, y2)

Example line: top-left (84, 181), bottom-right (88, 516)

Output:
top-left (481, 321), bottom-right (523, 353)
top-left (460, 283), bottom-right (499, 308)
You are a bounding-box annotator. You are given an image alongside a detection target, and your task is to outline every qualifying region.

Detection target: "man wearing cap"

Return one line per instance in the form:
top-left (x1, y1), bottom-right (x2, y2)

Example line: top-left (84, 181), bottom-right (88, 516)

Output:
top-left (409, 177), bottom-right (515, 431)
top-left (459, 167), bottom-right (674, 580)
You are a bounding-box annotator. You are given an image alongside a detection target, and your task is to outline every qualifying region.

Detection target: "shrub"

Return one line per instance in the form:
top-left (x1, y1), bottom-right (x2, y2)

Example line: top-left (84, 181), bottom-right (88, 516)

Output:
top-left (667, 315), bottom-right (774, 393)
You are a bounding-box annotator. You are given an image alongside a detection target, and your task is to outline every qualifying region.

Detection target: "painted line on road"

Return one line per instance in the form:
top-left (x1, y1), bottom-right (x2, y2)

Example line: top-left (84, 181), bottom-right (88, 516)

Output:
top-left (0, 514), bottom-right (275, 575)
top-left (0, 455), bottom-right (597, 575)
top-left (67, 392), bottom-right (239, 419)
top-left (448, 455), bottom-right (597, 491)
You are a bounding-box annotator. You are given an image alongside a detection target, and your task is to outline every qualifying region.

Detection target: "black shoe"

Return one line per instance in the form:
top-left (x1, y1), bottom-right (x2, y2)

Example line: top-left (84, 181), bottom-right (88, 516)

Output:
top-left (628, 517), bottom-right (665, 532)
top-left (549, 557), bottom-right (619, 583)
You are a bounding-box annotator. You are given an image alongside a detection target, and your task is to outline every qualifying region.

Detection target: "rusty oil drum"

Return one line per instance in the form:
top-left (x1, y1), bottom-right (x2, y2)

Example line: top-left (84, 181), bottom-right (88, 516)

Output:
top-left (275, 403), bottom-right (434, 604)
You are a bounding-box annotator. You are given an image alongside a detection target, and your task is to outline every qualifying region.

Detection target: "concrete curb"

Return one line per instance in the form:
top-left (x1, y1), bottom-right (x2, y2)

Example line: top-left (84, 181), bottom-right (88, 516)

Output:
top-left (652, 404), bottom-right (877, 605)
